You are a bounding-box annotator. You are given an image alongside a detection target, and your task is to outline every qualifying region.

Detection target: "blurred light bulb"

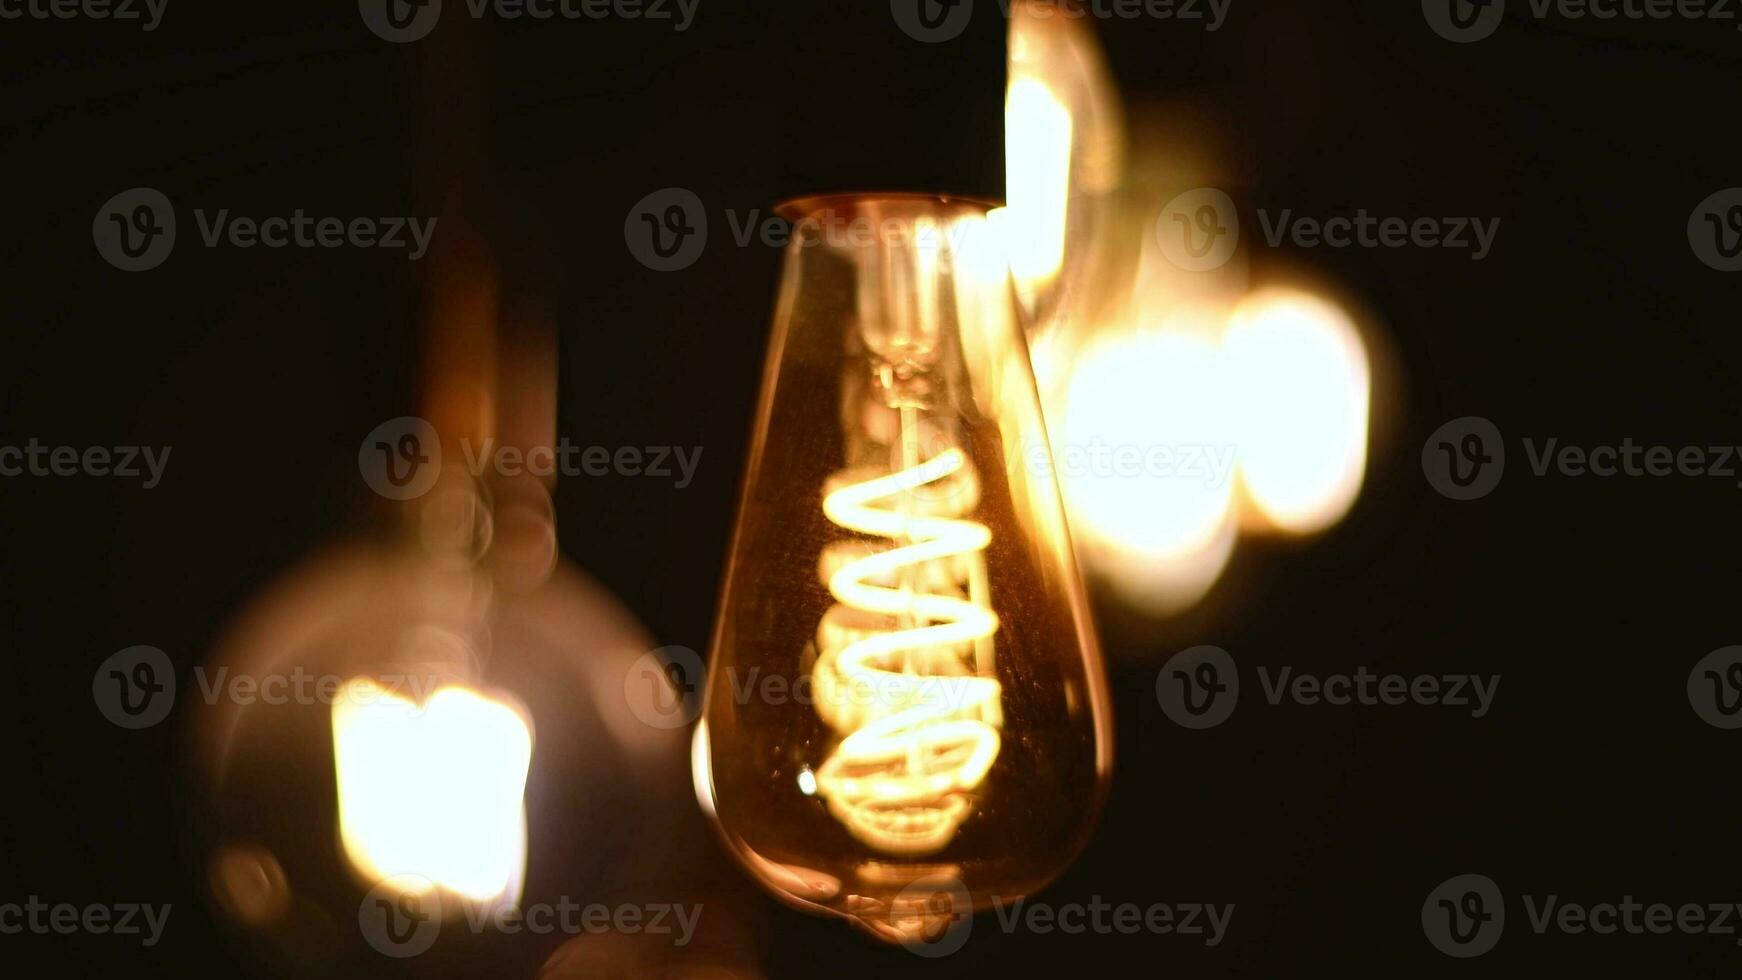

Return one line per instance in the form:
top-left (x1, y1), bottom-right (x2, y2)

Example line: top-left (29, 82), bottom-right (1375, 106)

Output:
top-left (1058, 320), bottom-right (1238, 614)
top-left (1226, 290), bottom-right (1370, 534)
top-left (189, 475), bottom-right (707, 976)
top-left (698, 195), bottom-right (1111, 944)
top-left (332, 678), bottom-right (533, 907)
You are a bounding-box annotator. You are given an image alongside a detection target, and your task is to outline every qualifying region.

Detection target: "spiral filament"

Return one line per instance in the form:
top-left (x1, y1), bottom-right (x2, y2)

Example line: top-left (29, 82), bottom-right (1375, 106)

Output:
top-left (810, 429), bottom-right (1004, 856)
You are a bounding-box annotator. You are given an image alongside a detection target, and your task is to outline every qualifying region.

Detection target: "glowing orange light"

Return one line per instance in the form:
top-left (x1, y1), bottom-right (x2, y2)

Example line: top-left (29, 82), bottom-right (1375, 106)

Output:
top-left (811, 443), bottom-right (1002, 855)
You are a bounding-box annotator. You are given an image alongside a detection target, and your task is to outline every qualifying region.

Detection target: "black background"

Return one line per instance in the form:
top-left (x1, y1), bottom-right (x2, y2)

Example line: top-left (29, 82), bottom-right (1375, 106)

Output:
top-left (4, 0), bottom-right (1742, 975)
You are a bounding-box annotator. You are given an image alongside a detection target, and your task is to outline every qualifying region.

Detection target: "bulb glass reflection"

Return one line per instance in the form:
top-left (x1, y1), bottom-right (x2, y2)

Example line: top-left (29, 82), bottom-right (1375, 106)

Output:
top-left (698, 195), bottom-right (1111, 943)
top-left (1003, 0), bottom-right (1125, 340)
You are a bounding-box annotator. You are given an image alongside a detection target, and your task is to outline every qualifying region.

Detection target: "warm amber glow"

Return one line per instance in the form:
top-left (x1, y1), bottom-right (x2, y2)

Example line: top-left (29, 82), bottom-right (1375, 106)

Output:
top-left (811, 441), bottom-right (1003, 856)
top-left (1226, 290), bottom-right (1370, 534)
top-left (1003, 0), bottom-right (1124, 341)
top-left (332, 678), bottom-right (532, 906)
top-left (1045, 280), bottom-right (1373, 614)
top-left (699, 195), bottom-right (1110, 937)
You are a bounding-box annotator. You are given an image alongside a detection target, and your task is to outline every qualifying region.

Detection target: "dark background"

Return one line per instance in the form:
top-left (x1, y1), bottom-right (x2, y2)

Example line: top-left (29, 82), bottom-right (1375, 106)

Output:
top-left (4, 0), bottom-right (1742, 975)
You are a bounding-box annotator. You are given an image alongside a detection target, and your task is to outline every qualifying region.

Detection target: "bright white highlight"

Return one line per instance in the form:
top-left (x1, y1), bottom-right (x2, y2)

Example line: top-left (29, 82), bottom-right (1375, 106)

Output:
top-left (332, 679), bottom-right (532, 907)
top-left (1226, 291), bottom-right (1370, 533)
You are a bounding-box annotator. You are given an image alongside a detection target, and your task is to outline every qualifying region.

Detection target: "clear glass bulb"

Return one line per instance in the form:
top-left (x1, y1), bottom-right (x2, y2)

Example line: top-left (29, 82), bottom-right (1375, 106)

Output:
top-left (695, 195), bottom-right (1112, 945)
top-left (188, 471), bottom-right (731, 976)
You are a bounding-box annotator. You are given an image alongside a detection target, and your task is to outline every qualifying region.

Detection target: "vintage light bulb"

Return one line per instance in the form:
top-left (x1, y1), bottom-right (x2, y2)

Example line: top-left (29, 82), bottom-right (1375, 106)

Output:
top-left (696, 195), bottom-right (1112, 944)
top-left (189, 470), bottom-right (701, 976)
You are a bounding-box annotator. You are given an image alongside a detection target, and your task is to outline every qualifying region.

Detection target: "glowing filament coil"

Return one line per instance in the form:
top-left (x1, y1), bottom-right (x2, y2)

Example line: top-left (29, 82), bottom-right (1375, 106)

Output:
top-left (810, 446), bottom-right (1003, 855)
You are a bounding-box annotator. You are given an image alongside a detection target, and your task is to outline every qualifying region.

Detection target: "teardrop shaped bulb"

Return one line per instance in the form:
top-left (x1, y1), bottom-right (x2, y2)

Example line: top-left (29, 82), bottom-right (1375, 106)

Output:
top-left (696, 195), bottom-right (1113, 945)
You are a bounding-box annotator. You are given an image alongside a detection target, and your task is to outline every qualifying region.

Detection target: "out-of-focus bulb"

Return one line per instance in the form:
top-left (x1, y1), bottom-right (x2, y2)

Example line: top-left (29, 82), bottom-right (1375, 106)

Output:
top-left (332, 678), bottom-right (533, 907)
top-left (697, 195), bottom-right (1111, 945)
top-left (189, 475), bottom-right (711, 977)
top-left (1226, 289), bottom-right (1370, 534)
top-left (1058, 320), bottom-right (1238, 614)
